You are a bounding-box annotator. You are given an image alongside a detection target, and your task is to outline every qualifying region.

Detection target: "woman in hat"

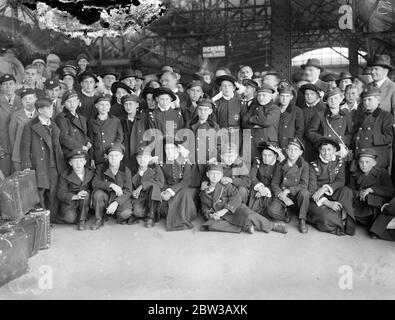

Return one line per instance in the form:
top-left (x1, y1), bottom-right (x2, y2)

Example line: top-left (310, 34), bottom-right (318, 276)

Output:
top-left (110, 81), bottom-right (133, 119)
top-left (248, 142), bottom-right (282, 216)
top-left (158, 139), bottom-right (198, 231)
top-left (349, 148), bottom-right (394, 239)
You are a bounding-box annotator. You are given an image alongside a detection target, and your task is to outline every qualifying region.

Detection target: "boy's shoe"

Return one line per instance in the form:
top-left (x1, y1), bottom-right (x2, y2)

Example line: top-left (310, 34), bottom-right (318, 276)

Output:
top-left (90, 218), bottom-right (103, 231)
top-left (246, 225), bottom-right (254, 234)
top-left (298, 219), bottom-right (308, 233)
top-left (145, 218), bottom-right (155, 228)
top-left (272, 222), bottom-right (287, 234)
top-left (127, 216), bottom-right (140, 225)
top-left (78, 220), bottom-right (87, 231)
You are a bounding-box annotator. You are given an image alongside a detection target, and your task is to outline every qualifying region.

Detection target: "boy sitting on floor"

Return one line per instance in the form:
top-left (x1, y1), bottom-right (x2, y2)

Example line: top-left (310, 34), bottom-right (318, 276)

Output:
top-left (200, 162), bottom-right (287, 234)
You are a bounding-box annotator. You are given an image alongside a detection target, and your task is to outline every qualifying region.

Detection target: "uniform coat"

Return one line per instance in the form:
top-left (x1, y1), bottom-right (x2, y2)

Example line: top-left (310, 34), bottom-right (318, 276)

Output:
top-left (110, 102), bottom-right (127, 119)
top-left (148, 107), bottom-right (185, 135)
top-left (9, 108), bottom-right (37, 170)
top-left (214, 95), bottom-right (242, 128)
top-left (88, 114), bottom-right (124, 164)
top-left (78, 92), bottom-right (98, 120)
top-left (0, 93), bottom-right (22, 176)
top-left (222, 157), bottom-right (251, 203)
top-left (277, 103), bottom-right (304, 149)
top-left (307, 156), bottom-right (355, 235)
top-left (55, 109), bottom-right (90, 156)
top-left (296, 80), bottom-right (330, 108)
top-left (158, 159), bottom-right (197, 231)
top-left (371, 197), bottom-right (395, 241)
top-left (353, 107), bottom-right (393, 169)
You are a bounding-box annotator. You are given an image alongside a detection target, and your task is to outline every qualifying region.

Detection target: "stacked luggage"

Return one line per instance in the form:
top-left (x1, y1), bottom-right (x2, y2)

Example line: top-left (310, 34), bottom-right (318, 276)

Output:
top-left (0, 169), bottom-right (51, 287)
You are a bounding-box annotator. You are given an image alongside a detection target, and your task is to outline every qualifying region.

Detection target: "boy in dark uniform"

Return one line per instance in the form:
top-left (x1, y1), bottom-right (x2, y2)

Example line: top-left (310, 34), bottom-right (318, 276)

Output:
top-left (120, 94), bottom-right (148, 174)
top-left (200, 162), bottom-right (287, 234)
top-left (57, 149), bottom-right (94, 230)
top-left (77, 71), bottom-right (99, 120)
top-left (268, 138), bottom-right (310, 233)
top-left (128, 147), bottom-right (165, 228)
top-left (110, 81), bottom-right (132, 119)
top-left (307, 137), bottom-right (356, 236)
top-left (88, 94), bottom-right (124, 166)
top-left (91, 144), bottom-right (133, 230)
top-left (148, 87), bottom-right (185, 135)
top-left (350, 148), bottom-right (394, 238)
top-left (184, 80), bottom-right (204, 127)
top-left (248, 142), bottom-right (283, 217)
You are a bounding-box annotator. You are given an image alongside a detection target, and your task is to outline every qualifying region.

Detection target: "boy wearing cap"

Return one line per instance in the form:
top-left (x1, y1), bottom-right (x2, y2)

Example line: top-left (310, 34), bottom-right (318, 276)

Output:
top-left (242, 84), bottom-right (280, 159)
top-left (44, 78), bottom-right (63, 117)
top-left (248, 142), bottom-right (282, 216)
top-left (353, 87), bottom-right (393, 169)
top-left (9, 88), bottom-right (38, 172)
top-left (298, 83), bottom-right (326, 162)
top-left (158, 139), bottom-right (198, 231)
top-left (184, 80), bottom-right (204, 127)
top-left (350, 148), bottom-right (394, 239)
top-left (88, 94), bottom-right (124, 166)
top-left (78, 71), bottom-right (99, 119)
top-left (20, 98), bottom-right (66, 222)
top-left (91, 144), bottom-right (133, 229)
top-left (0, 74), bottom-right (22, 176)
top-left (277, 86), bottom-right (304, 149)
top-left (57, 149), bottom-right (94, 230)
top-left (120, 94), bottom-right (148, 174)
top-left (307, 137), bottom-right (355, 236)
top-left (129, 147), bottom-right (164, 228)
top-left (307, 87), bottom-right (353, 160)
top-left (99, 67), bottom-right (117, 95)
top-left (241, 79), bottom-right (258, 113)
top-left (268, 138), bottom-right (310, 233)
top-left (200, 162), bottom-right (287, 234)
top-left (55, 90), bottom-right (91, 158)
top-left (110, 81), bottom-right (133, 119)
top-left (160, 71), bottom-right (188, 111)
top-left (148, 87), bottom-right (185, 135)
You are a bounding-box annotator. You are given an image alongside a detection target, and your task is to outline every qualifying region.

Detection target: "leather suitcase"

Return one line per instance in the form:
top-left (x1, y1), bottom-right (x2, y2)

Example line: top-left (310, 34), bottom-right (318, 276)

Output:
top-left (0, 169), bottom-right (40, 222)
top-left (29, 209), bottom-right (51, 250)
top-left (17, 214), bottom-right (43, 257)
top-left (0, 224), bottom-right (29, 287)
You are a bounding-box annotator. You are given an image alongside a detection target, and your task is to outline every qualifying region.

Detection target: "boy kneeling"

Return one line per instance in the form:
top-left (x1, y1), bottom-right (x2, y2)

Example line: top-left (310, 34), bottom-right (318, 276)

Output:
top-left (200, 162), bottom-right (287, 234)
top-left (91, 144), bottom-right (133, 230)
top-left (128, 147), bottom-right (165, 228)
top-left (57, 149), bottom-right (94, 230)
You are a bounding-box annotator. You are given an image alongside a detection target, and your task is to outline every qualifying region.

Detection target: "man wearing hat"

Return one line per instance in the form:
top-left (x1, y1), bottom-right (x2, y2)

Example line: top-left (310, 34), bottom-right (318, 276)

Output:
top-left (148, 87), bottom-right (185, 135)
top-left (366, 54), bottom-right (395, 115)
top-left (184, 80), bottom-right (204, 127)
top-left (119, 69), bottom-right (138, 93)
top-left (337, 71), bottom-right (353, 92)
top-left (110, 81), bottom-right (133, 119)
top-left (129, 146), bottom-right (164, 228)
top-left (98, 67), bottom-right (118, 95)
top-left (276, 86), bottom-right (304, 149)
top-left (353, 87), bottom-right (393, 169)
top-left (268, 138), bottom-right (310, 233)
top-left (78, 71), bottom-right (99, 119)
top-left (120, 94), bottom-right (148, 174)
top-left (0, 74), bottom-right (22, 176)
top-left (20, 98), bottom-right (66, 223)
top-left (88, 93), bottom-right (124, 166)
top-left (44, 78), bottom-right (63, 117)
top-left (15, 64), bottom-right (45, 99)
top-left (55, 89), bottom-right (91, 158)
top-left (91, 143), bottom-right (133, 229)
top-left (242, 84), bottom-right (280, 159)
top-left (307, 137), bottom-right (355, 236)
top-left (133, 69), bottom-right (145, 96)
top-left (306, 87), bottom-right (353, 160)
top-left (298, 83), bottom-right (326, 162)
top-left (262, 70), bottom-right (281, 102)
top-left (248, 142), bottom-right (282, 216)
top-left (57, 149), bottom-right (94, 230)
top-left (350, 148), bottom-right (394, 239)
top-left (160, 71), bottom-right (188, 111)
top-left (200, 162), bottom-right (287, 234)
top-left (237, 65), bottom-right (254, 82)
top-left (322, 73), bottom-right (338, 91)
top-left (241, 79), bottom-right (258, 113)
top-left (9, 88), bottom-right (38, 172)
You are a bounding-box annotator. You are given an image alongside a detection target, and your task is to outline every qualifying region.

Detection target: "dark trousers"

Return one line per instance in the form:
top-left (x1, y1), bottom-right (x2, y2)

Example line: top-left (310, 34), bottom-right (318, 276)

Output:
top-left (59, 192), bottom-right (91, 224)
top-left (268, 189), bottom-right (310, 221)
top-left (38, 167), bottom-right (59, 220)
top-left (92, 189), bottom-right (132, 221)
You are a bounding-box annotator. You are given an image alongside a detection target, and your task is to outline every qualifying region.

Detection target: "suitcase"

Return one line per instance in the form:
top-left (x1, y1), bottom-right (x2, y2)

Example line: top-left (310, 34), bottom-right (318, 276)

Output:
top-left (0, 224), bottom-right (29, 287)
top-left (0, 169), bottom-right (40, 222)
top-left (17, 214), bottom-right (43, 257)
top-left (29, 209), bottom-right (51, 250)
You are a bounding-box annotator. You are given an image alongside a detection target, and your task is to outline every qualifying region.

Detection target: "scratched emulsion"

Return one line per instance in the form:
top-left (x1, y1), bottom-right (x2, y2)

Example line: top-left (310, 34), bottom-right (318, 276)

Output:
top-left (21, 0), bottom-right (165, 41)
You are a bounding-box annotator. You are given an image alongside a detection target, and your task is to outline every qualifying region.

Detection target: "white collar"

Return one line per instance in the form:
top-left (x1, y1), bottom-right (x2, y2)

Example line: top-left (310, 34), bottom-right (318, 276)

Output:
top-left (98, 113), bottom-right (108, 121)
top-left (24, 108), bottom-right (35, 118)
top-left (222, 93), bottom-right (235, 101)
top-left (311, 79), bottom-right (319, 85)
top-left (375, 77), bottom-right (387, 88)
top-left (157, 104), bottom-right (172, 112)
top-left (306, 99), bottom-right (320, 108)
top-left (319, 155), bottom-right (336, 164)
top-left (81, 89), bottom-right (95, 97)
top-left (38, 115), bottom-right (51, 126)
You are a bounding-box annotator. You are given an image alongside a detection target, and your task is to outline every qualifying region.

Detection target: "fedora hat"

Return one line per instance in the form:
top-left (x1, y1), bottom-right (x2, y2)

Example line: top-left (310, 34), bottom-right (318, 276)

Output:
top-left (368, 54), bottom-right (393, 71)
top-left (301, 58), bottom-right (324, 71)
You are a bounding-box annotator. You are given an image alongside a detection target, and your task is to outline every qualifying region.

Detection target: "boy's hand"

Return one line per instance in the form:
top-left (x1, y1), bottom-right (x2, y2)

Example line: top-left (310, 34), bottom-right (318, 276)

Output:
top-left (106, 201), bottom-right (119, 215)
top-left (110, 183), bottom-right (123, 197)
top-left (221, 177), bottom-right (232, 185)
top-left (161, 190), bottom-right (171, 201)
top-left (200, 181), bottom-right (209, 191)
top-left (132, 186), bottom-right (142, 199)
top-left (213, 209), bottom-right (227, 219)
